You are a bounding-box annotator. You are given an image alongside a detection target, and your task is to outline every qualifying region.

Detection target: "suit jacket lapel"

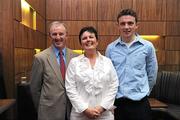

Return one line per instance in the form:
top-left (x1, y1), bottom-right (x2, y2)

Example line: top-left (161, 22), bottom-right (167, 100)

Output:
top-left (47, 46), bottom-right (65, 87)
top-left (66, 48), bottom-right (72, 67)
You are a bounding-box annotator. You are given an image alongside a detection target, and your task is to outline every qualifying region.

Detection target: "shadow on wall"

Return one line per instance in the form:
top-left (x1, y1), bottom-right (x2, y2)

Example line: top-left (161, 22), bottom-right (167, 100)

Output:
top-left (0, 49), bottom-right (6, 99)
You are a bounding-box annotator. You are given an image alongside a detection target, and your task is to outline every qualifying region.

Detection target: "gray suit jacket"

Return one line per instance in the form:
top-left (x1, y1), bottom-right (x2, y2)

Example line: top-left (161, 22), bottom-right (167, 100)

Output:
top-left (30, 45), bottom-right (78, 120)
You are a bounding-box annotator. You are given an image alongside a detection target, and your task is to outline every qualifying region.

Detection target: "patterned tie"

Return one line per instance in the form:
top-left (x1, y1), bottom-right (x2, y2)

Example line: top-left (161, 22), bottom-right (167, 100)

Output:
top-left (59, 51), bottom-right (66, 80)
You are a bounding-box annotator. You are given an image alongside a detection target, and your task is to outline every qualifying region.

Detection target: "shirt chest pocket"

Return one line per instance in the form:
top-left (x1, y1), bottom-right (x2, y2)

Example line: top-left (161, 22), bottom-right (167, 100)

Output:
top-left (132, 51), bottom-right (147, 70)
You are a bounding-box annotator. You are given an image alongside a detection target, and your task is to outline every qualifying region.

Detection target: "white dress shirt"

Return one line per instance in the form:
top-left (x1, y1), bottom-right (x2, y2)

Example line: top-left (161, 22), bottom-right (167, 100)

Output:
top-left (65, 52), bottom-right (118, 120)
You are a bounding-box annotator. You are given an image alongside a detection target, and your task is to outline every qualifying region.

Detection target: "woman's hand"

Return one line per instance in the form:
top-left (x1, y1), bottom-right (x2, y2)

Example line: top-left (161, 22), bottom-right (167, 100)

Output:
top-left (83, 108), bottom-right (100, 119)
top-left (95, 106), bottom-right (105, 114)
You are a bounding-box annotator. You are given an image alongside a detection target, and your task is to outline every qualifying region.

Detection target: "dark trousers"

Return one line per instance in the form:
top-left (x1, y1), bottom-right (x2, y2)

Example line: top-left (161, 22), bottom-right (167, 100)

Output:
top-left (114, 96), bottom-right (152, 120)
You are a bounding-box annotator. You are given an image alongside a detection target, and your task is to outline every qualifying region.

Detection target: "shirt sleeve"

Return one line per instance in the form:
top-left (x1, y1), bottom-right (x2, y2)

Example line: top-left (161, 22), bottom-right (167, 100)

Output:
top-left (100, 59), bottom-right (119, 110)
top-left (146, 44), bottom-right (158, 95)
top-left (65, 59), bottom-right (88, 113)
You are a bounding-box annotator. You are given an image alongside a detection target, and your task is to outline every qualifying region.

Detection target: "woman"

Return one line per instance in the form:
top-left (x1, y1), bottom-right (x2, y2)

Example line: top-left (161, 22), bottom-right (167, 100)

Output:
top-left (65, 26), bottom-right (118, 120)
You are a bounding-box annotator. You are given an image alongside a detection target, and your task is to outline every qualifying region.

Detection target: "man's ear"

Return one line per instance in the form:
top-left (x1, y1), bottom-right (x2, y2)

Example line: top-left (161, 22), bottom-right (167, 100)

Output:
top-left (136, 22), bottom-right (140, 29)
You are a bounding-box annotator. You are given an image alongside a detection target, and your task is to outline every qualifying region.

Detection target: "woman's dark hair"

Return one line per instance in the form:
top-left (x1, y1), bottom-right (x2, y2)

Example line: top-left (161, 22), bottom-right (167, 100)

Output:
top-left (117, 8), bottom-right (138, 23)
top-left (79, 26), bottom-right (98, 45)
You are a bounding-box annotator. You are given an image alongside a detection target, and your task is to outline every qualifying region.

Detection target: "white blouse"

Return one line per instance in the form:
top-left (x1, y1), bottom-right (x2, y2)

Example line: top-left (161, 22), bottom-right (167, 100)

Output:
top-left (65, 52), bottom-right (118, 120)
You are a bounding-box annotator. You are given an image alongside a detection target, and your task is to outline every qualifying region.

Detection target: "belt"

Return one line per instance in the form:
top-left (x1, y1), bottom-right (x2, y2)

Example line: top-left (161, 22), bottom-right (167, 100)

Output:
top-left (115, 96), bottom-right (148, 106)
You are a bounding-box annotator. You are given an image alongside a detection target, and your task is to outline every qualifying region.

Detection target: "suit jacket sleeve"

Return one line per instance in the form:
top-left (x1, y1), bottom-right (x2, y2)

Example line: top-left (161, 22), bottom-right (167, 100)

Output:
top-left (30, 55), bottom-right (43, 110)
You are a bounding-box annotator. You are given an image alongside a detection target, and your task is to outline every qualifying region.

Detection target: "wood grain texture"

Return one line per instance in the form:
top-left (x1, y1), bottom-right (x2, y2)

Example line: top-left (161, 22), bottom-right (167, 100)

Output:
top-left (98, 0), bottom-right (133, 20)
top-left (165, 37), bottom-right (180, 50)
top-left (46, 0), bottom-right (62, 20)
top-left (98, 21), bottom-right (119, 35)
top-left (36, 13), bottom-right (46, 33)
top-left (98, 36), bottom-right (118, 50)
top-left (166, 22), bottom-right (180, 36)
top-left (14, 21), bottom-right (46, 49)
top-left (137, 22), bottom-right (166, 35)
top-left (133, 0), bottom-right (166, 20)
top-left (73, 0), bottom-right (97, 20)
top-left (13, 0), bottom-right (21, 22)
top-left (156, 50), bottom-right (165, 65)
top-left (166, 0), bottom-right (180, 20)
top-left (166, 51), bottom-right (180, 65)
top-left (14, 48), bottom-right (35, 75)
top-left (26, 0), bottom-right (45, 17)
top-left (0, 0), bottom-right (14, 98)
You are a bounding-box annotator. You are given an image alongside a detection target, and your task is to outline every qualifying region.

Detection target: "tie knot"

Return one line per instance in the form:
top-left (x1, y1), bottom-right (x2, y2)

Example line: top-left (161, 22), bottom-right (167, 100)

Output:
top-left (59, 51), bottom-right (63, 56)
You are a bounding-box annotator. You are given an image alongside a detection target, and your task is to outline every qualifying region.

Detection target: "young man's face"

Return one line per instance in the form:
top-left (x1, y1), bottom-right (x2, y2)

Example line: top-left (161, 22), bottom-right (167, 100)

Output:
top-left (117, 15), bottom-right (138, 42)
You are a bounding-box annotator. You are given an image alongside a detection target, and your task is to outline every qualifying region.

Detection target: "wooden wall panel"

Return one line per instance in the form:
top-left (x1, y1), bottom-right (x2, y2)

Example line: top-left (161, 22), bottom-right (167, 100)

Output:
top-left (157, 50), bottom-right (165, 65)
top-left (14, 21), bottom-right (46, 49)
top-left (166, 0), bottom-right (180, 20)
top-left (1, 0), bottom-right (14, 98)
top-left (166, 22), bottom-right (180, 36)
top-left (137, 22), bottom-right (166, 35)
top-left (165, 37), bottom-right (180, 50)
top-left (66, 36), bottom-right (78, 49)
top-left (46, 0), bottom-right (62, 20)
top-left (159, 65), bottom-right (180, 71)
top-left (36, 13), bottom-right (46, 33)
top-left (166, 51), bottom-right (180, 65)
top-left (61, 0), bottom-right (71, 20)
top-left (63, 0), bottom-right (97, 20)
top-left (133, 0), bottom-right (166, 20)
top-left (26, 0), bottom-right (46, 17)
top-left (13, 0), bottom-right (21, 22)
top-left (45, 0), bottom-right (179, 72)
top-left (98, 36), bottom-right (118, 51)
top-left (98, 0), bottom-right (132, 20)
top-left (47, 0), bottom-right (97, 20)
top-left (148, 38), bottom-right (165, 50)
top-left (98, 21), bottom-right (119, 35)
top-left (14, 48), bottom-right (35, 83)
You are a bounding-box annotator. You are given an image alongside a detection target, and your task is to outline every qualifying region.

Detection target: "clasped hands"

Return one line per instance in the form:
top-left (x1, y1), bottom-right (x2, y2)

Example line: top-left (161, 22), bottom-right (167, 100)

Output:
top-left (83, 106), bottom-right (105, 119)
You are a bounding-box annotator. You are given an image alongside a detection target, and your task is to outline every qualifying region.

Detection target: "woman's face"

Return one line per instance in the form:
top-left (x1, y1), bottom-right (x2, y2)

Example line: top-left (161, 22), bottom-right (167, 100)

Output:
top-left (80, 31), bottom-right (98, 51)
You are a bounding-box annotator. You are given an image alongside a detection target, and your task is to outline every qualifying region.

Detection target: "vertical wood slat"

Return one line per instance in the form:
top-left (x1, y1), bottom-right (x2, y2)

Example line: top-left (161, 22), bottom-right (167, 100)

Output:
top-left (14, 48), bottom-right (35, 83)
top-left (166, 0), bottom-right (180, 21)
top-left (26, 0), bottom-right (46, 17)
top-left (166, 51), bottom-right (180, 65)
top-left (13, 0), bottom-right (21, 22)
top-left (166, 22), bottom-right (180, 36)
top-left (36, 13), bottom-right (46, 34)
top-left (46, 0), bottom-right (62, 20)
top-left (14, 21), bottom-right (46, 49)
top-left (133, 0), bottom-right (166, 20)
top-left (1, 0), bottom-right (14, 98)
top-left (165, 37), bottom-right (180, 50)
top-left (98, 0), bottom-right (133, 20)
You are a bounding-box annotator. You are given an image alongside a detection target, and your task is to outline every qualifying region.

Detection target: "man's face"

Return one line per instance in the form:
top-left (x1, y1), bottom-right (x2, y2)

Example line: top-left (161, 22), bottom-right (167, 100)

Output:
top-left (117, 15), bottom-right (138, 41)
top-left (49, 25), bottom-right (67, 50)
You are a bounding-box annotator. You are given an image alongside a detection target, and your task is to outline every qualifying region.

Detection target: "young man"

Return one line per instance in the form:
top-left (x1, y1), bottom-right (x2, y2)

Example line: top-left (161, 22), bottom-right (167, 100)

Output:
top-left (30, 21), bottom-right (78, 120)
top-left (105, 9), bottom-right (158, 120)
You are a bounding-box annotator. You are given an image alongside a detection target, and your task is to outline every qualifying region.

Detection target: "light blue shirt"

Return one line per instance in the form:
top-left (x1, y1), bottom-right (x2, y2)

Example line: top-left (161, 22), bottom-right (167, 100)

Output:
top-left (53, 46), bottom-right (66, 65)
top-left (105, 35), bottom-right (158, 101)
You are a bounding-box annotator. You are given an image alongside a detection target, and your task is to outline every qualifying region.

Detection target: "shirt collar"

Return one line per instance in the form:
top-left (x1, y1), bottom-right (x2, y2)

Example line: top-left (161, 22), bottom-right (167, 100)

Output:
top-left (79, 51), bottom-right (103, 61)
top-left (52, 45), bottom-right (66, 58)
top-left (115, 33), bottom-right (145, 46)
